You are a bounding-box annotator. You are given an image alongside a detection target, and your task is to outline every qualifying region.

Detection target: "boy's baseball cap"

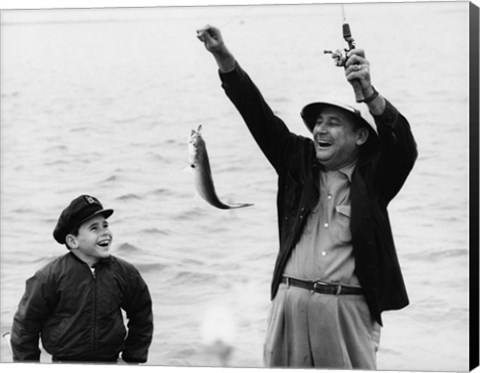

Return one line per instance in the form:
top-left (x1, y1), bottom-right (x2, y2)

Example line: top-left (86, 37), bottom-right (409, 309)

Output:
top-left (53, 195), bottom-right (114, 244)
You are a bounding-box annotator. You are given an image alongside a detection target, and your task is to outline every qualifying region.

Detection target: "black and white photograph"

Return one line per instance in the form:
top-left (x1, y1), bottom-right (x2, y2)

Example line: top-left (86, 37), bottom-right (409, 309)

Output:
top-left (0, 0), bottom-right (478, 372)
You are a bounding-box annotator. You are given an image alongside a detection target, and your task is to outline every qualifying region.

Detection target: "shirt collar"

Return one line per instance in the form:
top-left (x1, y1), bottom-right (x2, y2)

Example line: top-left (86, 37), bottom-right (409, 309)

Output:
top-left (337, 161), bottom-right (357, 182)
top-left (313, 154), bottom-right (357, 182)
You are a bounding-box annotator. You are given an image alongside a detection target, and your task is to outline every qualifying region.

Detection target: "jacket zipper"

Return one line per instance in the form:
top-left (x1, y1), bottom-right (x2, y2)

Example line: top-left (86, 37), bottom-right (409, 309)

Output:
top-left (91, 267), bottom-right (97, 359)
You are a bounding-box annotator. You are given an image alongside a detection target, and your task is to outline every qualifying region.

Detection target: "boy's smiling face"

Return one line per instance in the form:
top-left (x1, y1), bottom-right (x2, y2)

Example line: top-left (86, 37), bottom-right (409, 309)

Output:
top-left (66, 214), bottom-right (113, 267)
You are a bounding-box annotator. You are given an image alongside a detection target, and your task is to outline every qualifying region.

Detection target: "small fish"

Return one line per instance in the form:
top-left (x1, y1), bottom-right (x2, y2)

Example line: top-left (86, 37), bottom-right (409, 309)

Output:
top-left (188, 125), bottom-right (253, 210)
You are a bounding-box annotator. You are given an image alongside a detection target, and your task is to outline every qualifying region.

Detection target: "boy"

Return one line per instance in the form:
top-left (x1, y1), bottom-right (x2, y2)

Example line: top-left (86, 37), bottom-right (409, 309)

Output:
top-left (10, 195), bottom-right (153, 363)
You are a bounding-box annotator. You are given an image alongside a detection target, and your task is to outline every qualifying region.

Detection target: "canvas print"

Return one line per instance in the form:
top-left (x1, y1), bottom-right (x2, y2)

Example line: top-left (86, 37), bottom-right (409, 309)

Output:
top-left (0, 1), bottom-right (476, 372)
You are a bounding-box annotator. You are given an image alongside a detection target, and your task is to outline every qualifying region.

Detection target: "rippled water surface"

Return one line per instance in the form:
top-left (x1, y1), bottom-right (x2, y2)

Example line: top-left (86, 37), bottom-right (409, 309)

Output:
top-left (0, 2), bottom-right (472, 371)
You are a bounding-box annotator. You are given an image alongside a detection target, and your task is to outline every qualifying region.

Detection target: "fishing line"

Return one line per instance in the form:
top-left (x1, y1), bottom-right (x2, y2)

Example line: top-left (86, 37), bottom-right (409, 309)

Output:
top-left (217, 5), bottom-right (254, 29)
top-left (339, 4), bottom-right (347, 49)
top-left (341, 3), bottom-right (347, 22)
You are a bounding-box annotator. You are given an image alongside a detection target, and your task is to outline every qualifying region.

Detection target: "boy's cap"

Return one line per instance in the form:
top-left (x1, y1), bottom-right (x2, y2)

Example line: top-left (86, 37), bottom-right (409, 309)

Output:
top-left (53, 195), bottom-right (114, 244)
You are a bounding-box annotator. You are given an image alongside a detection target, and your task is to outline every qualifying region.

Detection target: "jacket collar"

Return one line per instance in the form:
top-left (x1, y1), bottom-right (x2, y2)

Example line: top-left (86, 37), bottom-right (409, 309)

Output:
top-left (68, 251), bottom-right (112, 267)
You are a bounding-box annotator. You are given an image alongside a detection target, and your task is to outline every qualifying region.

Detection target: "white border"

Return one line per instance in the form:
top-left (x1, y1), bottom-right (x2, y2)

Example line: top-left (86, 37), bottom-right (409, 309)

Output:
top-left (0, 0), bottom-right (473, 10)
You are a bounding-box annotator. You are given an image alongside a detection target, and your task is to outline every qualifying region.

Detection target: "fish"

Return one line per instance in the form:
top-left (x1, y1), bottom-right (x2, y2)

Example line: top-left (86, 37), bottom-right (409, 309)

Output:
top-left (188, 125), bottom-right (253, 210)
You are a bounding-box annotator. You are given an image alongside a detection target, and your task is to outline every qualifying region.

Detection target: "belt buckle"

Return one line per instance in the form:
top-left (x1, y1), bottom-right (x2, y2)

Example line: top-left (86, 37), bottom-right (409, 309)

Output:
top-left (313, 281), bottom-right (342, 295)
top-left (312, 281), bottom-right (322, 293)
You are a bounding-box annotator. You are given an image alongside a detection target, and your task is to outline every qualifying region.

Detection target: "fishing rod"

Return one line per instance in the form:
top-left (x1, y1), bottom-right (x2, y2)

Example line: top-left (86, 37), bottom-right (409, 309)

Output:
top-left (324, 5), bottom-right (365, 102)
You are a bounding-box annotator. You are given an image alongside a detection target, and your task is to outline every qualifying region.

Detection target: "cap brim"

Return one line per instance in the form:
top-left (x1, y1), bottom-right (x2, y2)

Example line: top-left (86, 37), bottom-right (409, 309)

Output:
top-left (76, 208), bottom-right (114, 226)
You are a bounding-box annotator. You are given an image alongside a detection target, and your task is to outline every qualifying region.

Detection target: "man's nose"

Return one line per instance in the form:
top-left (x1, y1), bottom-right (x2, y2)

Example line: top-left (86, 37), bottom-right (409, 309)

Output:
top-left (314, 122), bottom-right (327, 132)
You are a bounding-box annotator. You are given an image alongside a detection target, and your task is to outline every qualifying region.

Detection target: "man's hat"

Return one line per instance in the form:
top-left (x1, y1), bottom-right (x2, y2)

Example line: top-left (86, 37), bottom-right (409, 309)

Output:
top-left (301, 100), bottom-right (378, 136)
top-left (53, 195), bottom-right (114, 244)
top-left (300, 100), bottom-right (379, 154)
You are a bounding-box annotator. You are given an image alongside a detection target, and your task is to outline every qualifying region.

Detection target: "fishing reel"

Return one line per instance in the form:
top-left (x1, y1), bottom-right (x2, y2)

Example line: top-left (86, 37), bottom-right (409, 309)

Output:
top-left (323, 49), bottom-right (349, 67)
top-left (324, 22), bottom-right (356, 67)
top-left (323, 21), bottom-right (365, 103)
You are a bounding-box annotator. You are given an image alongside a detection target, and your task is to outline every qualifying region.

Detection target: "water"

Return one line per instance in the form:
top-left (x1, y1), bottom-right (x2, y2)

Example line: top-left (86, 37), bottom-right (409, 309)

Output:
top-left (0, 2), bottom-right (472, 371)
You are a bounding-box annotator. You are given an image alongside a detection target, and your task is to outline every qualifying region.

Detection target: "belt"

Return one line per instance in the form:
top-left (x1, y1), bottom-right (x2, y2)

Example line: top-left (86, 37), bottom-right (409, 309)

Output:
top-left (281, 276), bottom-right (363, 295)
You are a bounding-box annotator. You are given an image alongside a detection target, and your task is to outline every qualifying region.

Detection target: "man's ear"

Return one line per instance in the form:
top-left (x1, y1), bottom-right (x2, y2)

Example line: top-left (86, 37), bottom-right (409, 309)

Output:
top-left (356, 127), bottom-right (370, 146)
top-left (65, 234), bottom-right (78, 249)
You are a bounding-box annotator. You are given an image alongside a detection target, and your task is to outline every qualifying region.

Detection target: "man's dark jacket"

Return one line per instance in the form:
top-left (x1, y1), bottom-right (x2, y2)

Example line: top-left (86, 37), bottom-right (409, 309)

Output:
top-left (219, 63), bottom-right (418, 325)
top-left (11, 252), bottom-right (153, 362)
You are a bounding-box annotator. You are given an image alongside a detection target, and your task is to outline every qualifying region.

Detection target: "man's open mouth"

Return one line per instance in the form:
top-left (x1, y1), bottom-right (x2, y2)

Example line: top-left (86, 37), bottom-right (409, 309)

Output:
top-left (317, 140), bottom-right (332, 148)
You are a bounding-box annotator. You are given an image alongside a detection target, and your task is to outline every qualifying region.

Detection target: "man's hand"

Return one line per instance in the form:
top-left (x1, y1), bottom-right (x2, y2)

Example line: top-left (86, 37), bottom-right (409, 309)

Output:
top-left (197, 25), bottom-right (236, 73)
top-left (196, 25), bottom-right (226, 54)
top-left (344, 48), bottom-right (385, 114)
top-left (344, 48), bottom-right (373, 96)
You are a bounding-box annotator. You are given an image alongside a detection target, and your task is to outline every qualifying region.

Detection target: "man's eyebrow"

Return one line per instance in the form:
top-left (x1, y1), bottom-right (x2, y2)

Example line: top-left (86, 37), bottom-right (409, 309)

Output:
top-left (319, 114), bottom-right (342, 121)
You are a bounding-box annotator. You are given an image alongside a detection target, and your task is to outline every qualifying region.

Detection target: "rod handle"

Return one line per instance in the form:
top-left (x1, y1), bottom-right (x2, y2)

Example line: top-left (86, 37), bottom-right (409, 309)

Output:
top-left (352, 79), bottom-right (364, 103)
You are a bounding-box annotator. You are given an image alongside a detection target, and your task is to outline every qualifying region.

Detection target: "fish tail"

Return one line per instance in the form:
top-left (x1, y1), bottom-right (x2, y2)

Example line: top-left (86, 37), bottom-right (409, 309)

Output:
top-left (227, 203), bottom-right (254, 209)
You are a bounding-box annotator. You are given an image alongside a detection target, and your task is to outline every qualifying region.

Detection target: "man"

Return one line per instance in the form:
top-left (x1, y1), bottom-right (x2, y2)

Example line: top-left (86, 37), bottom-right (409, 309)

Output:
top-left (197, 24), bottom-right (417, 369)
